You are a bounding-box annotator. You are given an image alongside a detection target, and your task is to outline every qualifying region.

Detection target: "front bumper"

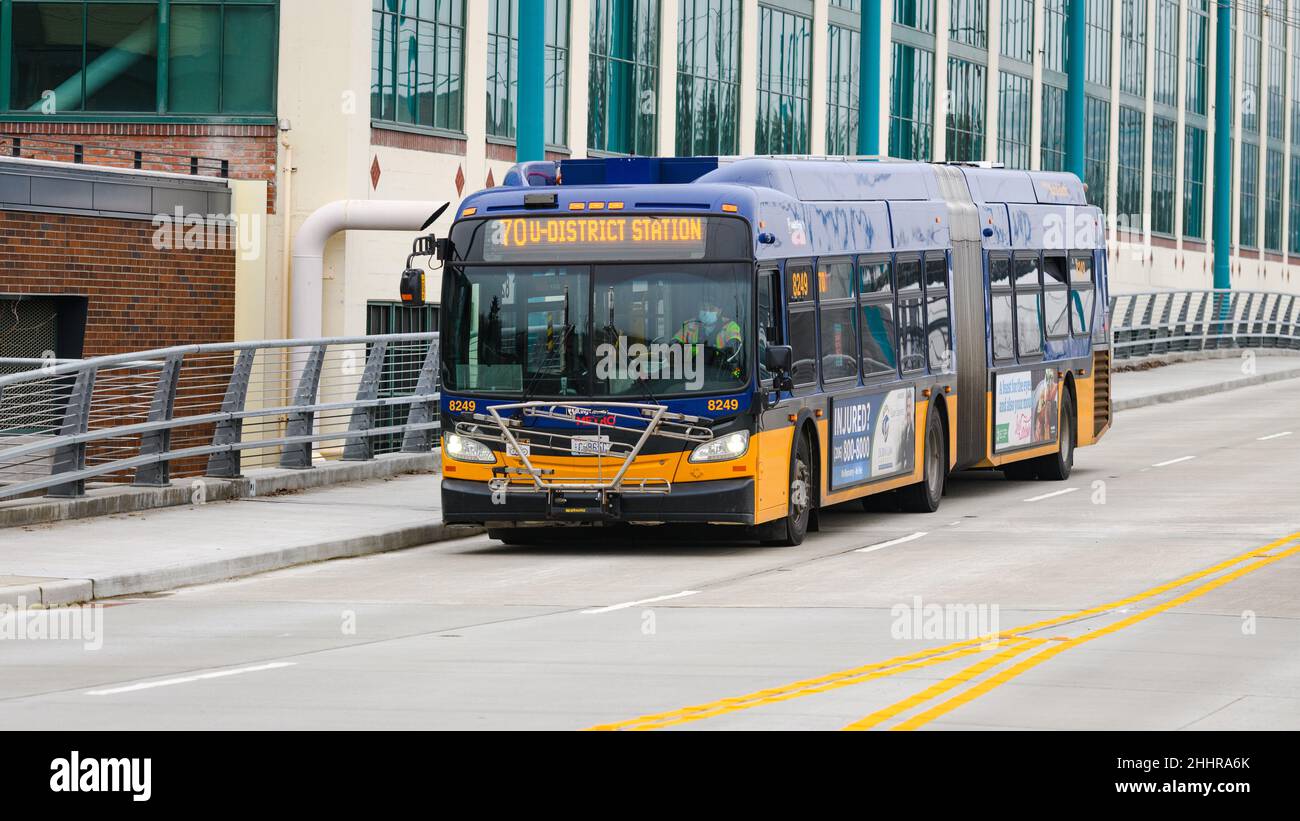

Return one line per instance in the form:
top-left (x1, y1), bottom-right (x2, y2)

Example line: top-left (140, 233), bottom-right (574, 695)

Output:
top-left (441, 477), bottom-right (755, 526)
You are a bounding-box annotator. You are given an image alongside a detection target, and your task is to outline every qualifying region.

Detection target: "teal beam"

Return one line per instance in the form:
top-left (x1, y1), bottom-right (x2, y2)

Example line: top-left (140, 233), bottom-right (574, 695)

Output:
top-left (516, 0), bottom-right (546, 162)
top-left (856, 0), bottom-right (881, 156)
top-left (1212, 0), bottom-right (1233, 291)
top-left (157, 0), bottom-right (170, 114)
top-left (1065, 0), bottom-right (1086, 179)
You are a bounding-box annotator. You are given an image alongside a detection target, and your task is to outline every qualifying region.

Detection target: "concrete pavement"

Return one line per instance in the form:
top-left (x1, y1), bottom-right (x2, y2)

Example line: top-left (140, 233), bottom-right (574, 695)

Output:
top-left (0, 363), bottom-right (1296, 730)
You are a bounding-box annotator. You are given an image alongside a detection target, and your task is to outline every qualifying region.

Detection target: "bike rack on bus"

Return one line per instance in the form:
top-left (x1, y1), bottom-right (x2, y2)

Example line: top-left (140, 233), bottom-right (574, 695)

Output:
top-left (454, 402), bottom-right (714, 502)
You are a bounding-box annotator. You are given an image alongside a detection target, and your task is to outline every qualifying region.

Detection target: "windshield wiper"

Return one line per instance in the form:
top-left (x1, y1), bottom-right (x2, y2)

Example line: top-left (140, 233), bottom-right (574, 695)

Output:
top-left (520, 322), bottom-right (575, 406)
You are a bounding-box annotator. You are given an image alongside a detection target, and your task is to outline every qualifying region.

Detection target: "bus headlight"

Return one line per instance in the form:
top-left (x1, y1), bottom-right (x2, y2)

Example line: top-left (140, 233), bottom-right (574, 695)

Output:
top-left (444, 434), bottom-right (495, 463)
top-left (689, 431), bottom-right (750, 463)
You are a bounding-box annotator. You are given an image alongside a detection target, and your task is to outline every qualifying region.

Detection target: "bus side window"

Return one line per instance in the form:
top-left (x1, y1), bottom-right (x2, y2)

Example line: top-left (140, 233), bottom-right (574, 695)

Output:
top-left (924, 253), bottom-right (952, 372)
top-left (1042, 255), bottom-right (1070, 339)
top-left (1069, 256), bottom-right (1095, 336)
top-left (757, 268), bottom-right (781, 384)
top-left (1013, 253), bottom-right (1044, 358)
top-left (896, 256), bottom-right (926, 374)
top-left (859, 256), bottom-right (897, 378)
top-left (786, 262), bottom-right (819, 391)
top-left (989, 254), bottom-right (1015, 362)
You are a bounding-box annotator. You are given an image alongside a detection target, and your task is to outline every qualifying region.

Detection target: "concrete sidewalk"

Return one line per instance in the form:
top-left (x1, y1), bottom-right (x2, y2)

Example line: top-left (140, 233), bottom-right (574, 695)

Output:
top-left (3, 354), bottom-right (1299, 607)
top-left (0, 473), bottom-right (473, 607)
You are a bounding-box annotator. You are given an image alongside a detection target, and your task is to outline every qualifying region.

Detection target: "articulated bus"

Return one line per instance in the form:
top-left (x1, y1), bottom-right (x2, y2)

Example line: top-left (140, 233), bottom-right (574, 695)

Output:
top-left (416, 157), bottom-right (1112, 546)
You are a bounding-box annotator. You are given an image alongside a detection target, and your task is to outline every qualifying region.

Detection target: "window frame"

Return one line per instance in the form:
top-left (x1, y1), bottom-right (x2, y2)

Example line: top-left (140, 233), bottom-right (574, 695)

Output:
top-left (372, 0), bottom-right (468, 138)
top-left (816, 255), bottom-right (859, 387)
top-left (1067, 253), bottom-right (1096, 338)
top-left (484, 0), bottom-right (572, 150)
top-left (857, 253), bottom-right (899, 382)
top-left (784, 258), bottom-right (820, 394)
top-left (895, 251), bottom-right (927, 375)
top-left (2, 0), bottom-right (280, 123)
top-left (1041, 252), bottom-right (1071, 341)
top-left (988, 251), bottom-right (1017, 364)
top-left (1011, 250), bottom-right (1045, 361)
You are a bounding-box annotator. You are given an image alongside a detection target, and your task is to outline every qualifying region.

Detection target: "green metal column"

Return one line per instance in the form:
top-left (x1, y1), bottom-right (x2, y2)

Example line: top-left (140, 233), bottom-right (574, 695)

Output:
top-left (1065, 0), bottom-right (1086, 179)
top-left (1212, 0), bottom-right (1233, 290)
top-left (856, 0), bottom-right (881, 156)
top-left (517, 0), bottom-right (546, 162)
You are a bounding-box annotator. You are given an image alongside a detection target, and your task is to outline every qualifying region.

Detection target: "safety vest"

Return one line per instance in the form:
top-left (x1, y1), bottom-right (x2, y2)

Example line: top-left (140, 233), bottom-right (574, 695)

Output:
top-left (674, 318), bottom-right (742, 348)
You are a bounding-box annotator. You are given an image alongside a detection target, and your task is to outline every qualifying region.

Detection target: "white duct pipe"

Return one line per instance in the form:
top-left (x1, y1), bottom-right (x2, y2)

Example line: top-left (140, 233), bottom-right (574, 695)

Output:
top-left (290, 199), bottom-right (448, 340)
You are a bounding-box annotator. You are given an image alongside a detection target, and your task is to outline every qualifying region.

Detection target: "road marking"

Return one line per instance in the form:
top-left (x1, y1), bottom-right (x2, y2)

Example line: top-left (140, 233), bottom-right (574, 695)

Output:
top-left (886, 538), bottom-right (1300, 731)
top-left (85, 662), bottom-right (295, 696)
top-left (1152, 455), bottom-right (1197, 468)
top-left (590, 529), bottom-right (1300, 732)
top-left (842, 638), bottom-right (1047, 731)
top-left (581, 590), bottom-right (699, 615)
top-left (855, 532), bottom-right (928, 554)
top-left (1258, 431), bottom-right (1293, 441)
top-left (1023, 487), bottom-right (1079, 503)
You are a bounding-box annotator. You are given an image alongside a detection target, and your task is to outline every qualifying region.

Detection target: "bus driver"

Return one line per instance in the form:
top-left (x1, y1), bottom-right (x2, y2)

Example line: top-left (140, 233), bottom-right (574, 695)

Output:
top-left (672, 295), bottom-right (744, 379)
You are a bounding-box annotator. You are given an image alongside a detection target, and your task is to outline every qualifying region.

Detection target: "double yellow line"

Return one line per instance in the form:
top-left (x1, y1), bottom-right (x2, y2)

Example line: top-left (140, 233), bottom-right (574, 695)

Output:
top-left (588, 530), bottom-right (1300, 732)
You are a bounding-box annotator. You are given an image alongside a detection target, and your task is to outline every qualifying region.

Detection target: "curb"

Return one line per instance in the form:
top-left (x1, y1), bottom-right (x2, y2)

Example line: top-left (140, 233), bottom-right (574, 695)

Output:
top-left (0, 521), bottom-right (484, 607)
top-left (1114, 366), bottom-right (1300, 412)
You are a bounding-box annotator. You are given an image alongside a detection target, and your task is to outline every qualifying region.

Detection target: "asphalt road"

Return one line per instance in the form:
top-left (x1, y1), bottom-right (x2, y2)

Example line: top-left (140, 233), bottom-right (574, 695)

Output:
top-left (2, 379), bottom-right (1298, 730)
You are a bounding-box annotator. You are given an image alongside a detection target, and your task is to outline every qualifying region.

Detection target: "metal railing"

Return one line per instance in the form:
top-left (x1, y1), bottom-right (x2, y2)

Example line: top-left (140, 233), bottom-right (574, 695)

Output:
top-left (2, 134), bottom-right (230, 178)
top-left (1110, 290), bottom-right (1300, 361)
top-left (0, 334), bottom-right (439, 502)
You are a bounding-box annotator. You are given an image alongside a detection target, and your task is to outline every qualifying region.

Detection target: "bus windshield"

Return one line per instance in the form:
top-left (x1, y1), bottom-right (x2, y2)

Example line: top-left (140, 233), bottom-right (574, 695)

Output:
top-left (442, 262), bottom-right (752, 398)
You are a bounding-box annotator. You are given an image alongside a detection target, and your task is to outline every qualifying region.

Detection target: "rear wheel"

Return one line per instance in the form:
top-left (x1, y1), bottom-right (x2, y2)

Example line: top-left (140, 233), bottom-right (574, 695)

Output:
top-left (898, 402), bottom-right (946, 513)
top-left (760, 434), bottom-right (813, 546)
top-left (1034, 390), bottom-right (1076, 481)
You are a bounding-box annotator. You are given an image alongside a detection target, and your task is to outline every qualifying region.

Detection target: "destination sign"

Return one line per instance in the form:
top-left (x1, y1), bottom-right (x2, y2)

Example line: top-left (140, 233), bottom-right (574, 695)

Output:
top-left (482, 216), bottom-right (709, 261)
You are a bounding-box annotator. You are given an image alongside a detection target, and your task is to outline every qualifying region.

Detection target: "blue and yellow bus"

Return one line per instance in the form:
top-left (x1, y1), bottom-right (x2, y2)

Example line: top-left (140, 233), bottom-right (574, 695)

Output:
top-left (414, 157), bottom-right (1111, 546)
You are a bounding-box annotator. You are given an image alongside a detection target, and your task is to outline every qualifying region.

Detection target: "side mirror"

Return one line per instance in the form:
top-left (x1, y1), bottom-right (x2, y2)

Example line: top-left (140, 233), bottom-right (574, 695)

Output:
top-left (399, 267), bottom-right (427, 306)
top-left (764, 345), bottom-right (795, 393)
top-left (764, 344), bottom-right (793, 374)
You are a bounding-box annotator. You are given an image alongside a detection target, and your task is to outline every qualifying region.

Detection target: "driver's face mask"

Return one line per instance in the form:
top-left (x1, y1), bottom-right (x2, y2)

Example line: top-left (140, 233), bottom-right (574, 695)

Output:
top-left (699, 309), bottom-right (720, 325)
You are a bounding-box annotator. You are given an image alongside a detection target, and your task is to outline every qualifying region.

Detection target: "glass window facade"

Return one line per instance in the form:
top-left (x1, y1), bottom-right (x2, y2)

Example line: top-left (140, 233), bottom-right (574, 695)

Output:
top-left (1241, 8), bottom-right (1261, 135)
top-left (1240, 142), bottom-right (1259, 247)
top-left (1085, 95), bottom-right (1110, 212)
top-left (372, 0), bottom-right (465, 132)
top-left (1290, 155), bottom-right (1300, 254)
top-left (1000, 0), bottom-right (1033, 63)
top-left (485, 0), bottom-right (570, 146)
top-left (1265, 148), bottom-right (1284, 252)
top-left (1185, 0), bottom-right (1209, 116)
top-left (1117, 106), bottom-right (1144, 224)
top-left (676, 0), bottom-right (741, 156)
top-left (755, 5), bottom-right (812, 154)
top-left (1086, 0), bottom-right (1112, 87)
top-left (893, 0), bottom-right (934, 32)
top-left (1152, 0), bottom-right (1178, 108)
top-left (1267, 8), bottom-right (1285, 141)
top-left (998, 71), bottom-right (1030, 169)
top-left (1041, 83), bottom-right (1066, 171)
top-left (1118, 0), bottom-right (1145, 97)
top-left (11, 0), bottom-right (278, 117)
top-left (1042, 0), bottom-right (1066, 73)
top-left (949, 0), bottom-right (987, 49)
top-left (825, 22), bottom-right (859, 155)
top-left (1184, 125), bottom-right (1206, 240)
top-left (946, 57), bottom-right (985, 162)
top-left (1151, 117), bottom-right (1176, 235)
top-left (588, 0), bottom-right (660, 155)
top-left (889, 42), bottom-right (933, 160)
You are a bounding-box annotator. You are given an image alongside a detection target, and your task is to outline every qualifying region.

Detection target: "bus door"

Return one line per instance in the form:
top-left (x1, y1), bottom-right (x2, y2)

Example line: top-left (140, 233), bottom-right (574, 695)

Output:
top-left (754, 263), bottom-right (801, 519)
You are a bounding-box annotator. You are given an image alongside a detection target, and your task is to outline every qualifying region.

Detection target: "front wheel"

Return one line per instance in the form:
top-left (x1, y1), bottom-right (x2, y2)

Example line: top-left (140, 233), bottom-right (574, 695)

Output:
top-left (898, 401), bottom-right (946, 513)
top-left (759, 434), bottom-right (813, 546)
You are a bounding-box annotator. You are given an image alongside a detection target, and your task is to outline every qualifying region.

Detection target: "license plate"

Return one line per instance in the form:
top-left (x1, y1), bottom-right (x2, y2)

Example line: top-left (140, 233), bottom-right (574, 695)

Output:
top-left (571, 435), bottom-right (612, 455)
top-left (506, 442), bottom-right (530, 458)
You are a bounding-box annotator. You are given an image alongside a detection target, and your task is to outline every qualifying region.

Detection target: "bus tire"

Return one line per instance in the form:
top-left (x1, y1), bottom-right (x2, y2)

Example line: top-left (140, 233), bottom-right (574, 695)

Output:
top-left (1034, 390), bottom-right (1076, 481)
top-left (898, 401), bottom-right (946, 513)
top-left (760, 434), bottom-right (813, 546)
